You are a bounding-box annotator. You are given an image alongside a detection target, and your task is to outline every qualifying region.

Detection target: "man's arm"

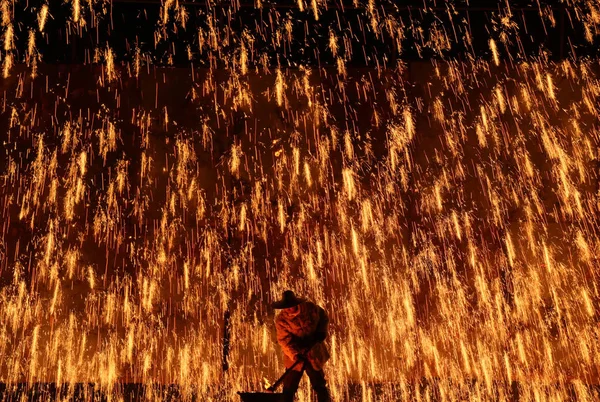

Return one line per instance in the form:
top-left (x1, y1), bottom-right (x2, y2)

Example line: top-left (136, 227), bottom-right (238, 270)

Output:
top-left (276, 319), bottom-right (302, 360)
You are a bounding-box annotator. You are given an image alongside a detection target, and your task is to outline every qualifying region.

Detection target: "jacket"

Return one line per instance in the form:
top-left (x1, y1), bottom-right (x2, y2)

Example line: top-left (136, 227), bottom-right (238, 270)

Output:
top-left (275, 301), bottom-right (330, 371)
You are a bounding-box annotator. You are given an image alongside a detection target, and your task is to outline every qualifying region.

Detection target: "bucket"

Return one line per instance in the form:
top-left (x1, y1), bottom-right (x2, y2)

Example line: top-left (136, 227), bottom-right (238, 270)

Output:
top-left (238, 391), bottom-right (284, 401)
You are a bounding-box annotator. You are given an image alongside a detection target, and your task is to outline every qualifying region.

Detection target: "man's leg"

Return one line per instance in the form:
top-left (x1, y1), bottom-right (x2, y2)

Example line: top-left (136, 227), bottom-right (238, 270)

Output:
top-left (282, 368), bottom-right (304, 402)
top-left (305, 366), bottom-right (330, 402)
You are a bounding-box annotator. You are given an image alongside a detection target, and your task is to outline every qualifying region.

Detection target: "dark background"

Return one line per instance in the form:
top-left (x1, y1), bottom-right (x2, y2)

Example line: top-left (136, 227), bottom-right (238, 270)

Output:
top-left (9, 0), bottom-right (598, 67)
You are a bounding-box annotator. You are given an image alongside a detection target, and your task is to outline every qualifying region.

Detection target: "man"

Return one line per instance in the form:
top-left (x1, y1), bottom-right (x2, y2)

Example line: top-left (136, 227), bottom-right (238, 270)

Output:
top-left (273, 290), bottom-right (331, 402)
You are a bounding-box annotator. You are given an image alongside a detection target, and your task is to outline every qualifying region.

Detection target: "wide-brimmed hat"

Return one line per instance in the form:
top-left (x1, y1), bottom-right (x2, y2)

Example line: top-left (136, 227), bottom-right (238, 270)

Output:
top-left (272, 290), bottom-right (303, 309)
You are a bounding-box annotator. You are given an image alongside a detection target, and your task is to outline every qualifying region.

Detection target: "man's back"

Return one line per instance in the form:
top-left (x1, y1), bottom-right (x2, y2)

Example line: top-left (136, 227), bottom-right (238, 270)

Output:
top-left (276, 301), bottom-right (322, 338)
top-left (275, 300), bottom-right (330, 371)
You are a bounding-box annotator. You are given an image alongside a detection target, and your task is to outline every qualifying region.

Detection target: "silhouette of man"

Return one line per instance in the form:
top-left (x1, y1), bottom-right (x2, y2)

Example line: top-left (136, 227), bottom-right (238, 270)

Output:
top-left (273, 290), bottom-right (331, 402)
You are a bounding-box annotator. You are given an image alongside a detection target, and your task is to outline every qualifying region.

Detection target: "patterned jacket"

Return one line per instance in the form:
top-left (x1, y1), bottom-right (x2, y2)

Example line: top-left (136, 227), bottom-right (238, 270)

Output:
top-left (275, 301), bottom-right (330, 371)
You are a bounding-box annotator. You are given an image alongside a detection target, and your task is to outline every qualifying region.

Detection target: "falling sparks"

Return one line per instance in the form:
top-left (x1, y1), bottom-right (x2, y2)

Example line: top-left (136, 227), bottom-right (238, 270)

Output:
top-left (0, 1), bottom-right (599, 401)
top-left (72, 0), bottom-right (80, 23)
top-left (489, 39), bottom-right (500, 66)
top-left (4, 23), bottom-right (13, 51)
top-left (38, 5), bottom-right (48, 32)
top-left (105, 46), bottom-right (117, 83)
top-left (275, 68), bottom-right (285, 107)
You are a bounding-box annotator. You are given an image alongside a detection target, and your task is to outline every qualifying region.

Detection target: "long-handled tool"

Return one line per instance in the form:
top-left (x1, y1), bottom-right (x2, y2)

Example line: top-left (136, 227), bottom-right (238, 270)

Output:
top-left (266, 355), bottom-right (306, 392)
top-left (238, 347), bottom-right (312, 402)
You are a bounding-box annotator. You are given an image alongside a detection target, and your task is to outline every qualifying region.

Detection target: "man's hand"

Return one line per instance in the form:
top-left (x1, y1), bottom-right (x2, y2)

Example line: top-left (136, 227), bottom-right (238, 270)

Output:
top-left (294, 353), bottom-right (307, 363)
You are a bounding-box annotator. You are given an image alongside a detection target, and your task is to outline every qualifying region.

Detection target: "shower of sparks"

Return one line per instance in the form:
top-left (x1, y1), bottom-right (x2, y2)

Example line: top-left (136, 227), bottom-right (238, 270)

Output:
top-left (0, 0), bottom-right (600, 401)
